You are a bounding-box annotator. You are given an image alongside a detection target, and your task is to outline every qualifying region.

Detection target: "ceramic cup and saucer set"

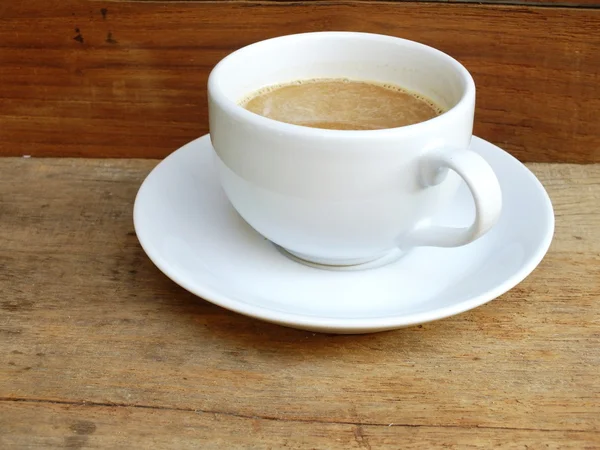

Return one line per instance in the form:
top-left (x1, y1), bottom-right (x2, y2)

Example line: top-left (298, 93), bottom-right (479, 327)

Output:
top-left (134, 32), bottom-right (554, 334)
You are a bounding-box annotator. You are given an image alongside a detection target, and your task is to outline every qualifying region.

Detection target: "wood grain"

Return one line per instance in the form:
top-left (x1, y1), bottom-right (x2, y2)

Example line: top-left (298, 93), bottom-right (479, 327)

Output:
top-left (99, 0), bottom-right (600, 6)
top-left (0, 157), bottom-right (599, 448)
top-left (1, 403), bottom-right (598, 449)
top-left (0, 1), bottom-right (599, 162)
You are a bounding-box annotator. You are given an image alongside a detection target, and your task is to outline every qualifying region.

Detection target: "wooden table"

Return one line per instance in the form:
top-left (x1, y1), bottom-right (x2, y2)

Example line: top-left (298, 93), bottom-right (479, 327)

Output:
top-left (2, 0), bottom-right (600, 447)
top-left (1, 157), bottom-right (598, 448)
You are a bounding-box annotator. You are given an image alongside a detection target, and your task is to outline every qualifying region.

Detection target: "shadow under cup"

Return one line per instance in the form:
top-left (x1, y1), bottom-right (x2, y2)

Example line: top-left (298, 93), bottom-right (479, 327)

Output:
top-left (208, 32), bottom-right (476, 268)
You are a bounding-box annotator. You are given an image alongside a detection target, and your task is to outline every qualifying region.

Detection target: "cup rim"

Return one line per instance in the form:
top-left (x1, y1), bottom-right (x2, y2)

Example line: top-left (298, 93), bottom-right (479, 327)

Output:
top-left (208, 31), bottom-right (475, 138)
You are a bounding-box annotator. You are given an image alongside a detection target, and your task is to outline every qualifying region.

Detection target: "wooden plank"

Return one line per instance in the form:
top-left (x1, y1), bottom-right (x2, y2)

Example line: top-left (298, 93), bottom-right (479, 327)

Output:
top-left (0, 1), bottom-right (599, 162)
top-left (0, 158), bottom-right (599, 446)
top-left (451, 0), bottom-right (600, 4)
top-left (97, 0), bottom-right (600, 7)
top-left (1, 402), bottom-right (598, 449)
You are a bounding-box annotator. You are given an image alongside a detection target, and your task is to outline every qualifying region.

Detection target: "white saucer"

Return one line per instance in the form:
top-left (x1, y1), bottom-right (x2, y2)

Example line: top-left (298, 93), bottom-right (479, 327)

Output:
top-left (134, 135), bottom-right (554, 334)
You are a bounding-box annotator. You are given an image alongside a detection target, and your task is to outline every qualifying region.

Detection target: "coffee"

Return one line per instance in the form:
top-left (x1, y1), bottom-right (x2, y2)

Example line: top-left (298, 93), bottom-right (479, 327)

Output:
top-left (241, 79), bottom-right (442, 130)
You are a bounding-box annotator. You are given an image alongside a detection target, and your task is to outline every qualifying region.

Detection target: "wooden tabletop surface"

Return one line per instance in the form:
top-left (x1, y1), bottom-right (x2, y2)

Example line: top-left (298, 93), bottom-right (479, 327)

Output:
top-left (0, 157), bottom-right (598, 448)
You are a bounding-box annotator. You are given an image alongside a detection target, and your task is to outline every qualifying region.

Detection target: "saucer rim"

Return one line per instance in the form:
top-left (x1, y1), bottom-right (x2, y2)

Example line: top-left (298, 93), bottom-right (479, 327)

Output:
top-left (133, 135), bottom-right (555, 333)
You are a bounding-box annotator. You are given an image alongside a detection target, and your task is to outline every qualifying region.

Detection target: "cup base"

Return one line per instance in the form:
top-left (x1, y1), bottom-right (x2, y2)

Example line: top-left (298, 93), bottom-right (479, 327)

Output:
top-left (276, 246), bottom-right (405, 271)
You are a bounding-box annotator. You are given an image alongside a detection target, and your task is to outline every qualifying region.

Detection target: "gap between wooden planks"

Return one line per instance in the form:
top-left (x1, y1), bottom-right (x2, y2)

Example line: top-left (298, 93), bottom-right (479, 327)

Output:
top-left (0, 0), bottom-right (599, 162)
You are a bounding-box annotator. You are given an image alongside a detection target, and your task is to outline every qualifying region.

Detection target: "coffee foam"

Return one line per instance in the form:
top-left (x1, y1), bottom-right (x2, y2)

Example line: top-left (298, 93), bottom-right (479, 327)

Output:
top-left (241, 78), bottom-right (444, 130)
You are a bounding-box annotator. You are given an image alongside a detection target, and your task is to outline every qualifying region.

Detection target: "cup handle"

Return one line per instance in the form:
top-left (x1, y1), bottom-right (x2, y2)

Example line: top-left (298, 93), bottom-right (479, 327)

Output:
top-left (404, 147), bottom-right (502, 248)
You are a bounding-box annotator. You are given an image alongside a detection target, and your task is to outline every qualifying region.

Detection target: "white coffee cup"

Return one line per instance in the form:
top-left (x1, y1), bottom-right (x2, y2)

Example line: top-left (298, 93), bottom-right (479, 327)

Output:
top-left (208, 32), bottom-right (502, 267)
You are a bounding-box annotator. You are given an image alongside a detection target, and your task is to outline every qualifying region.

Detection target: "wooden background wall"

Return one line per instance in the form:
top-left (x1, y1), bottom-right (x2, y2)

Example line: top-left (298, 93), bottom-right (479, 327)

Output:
top-left (0, 0), bottom-right (598, 162)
